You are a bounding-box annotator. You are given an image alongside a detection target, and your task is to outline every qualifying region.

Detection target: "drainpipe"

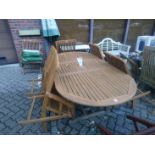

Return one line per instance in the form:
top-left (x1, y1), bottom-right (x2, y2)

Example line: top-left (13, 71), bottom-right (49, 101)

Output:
top-left (89, 19), bottom-right (94, 44)
top-left (123, 19), bottom-right (131, 44)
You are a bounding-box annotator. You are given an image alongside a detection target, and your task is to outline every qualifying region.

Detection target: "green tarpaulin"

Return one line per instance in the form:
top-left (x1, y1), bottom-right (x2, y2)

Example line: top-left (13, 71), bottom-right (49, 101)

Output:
top-left (41, 19), bottom-right (60, 37)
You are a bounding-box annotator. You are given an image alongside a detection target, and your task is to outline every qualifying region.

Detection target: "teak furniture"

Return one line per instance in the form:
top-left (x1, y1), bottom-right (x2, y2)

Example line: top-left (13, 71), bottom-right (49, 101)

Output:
top-left (89, 44), bottom-right (103, 59)
top-left (55, 39), bottom-right (76, 53)
top-left (54, 52), bottom-right (138, 123)
top-left (55, 52), bottom-right (137, 107)
top-left (19, 48), bottom-right (75, 129)
top-left (22, 39), bottom-right (41, 50)
top-left (140, 46), bottom-right (155, 89)
top-left (104, 52), bottom-right (150, 108)
top-left (20, 39), bottom-right (43, 73)
top-left (27, 46), bottom-right (55, 96)
top-left (104, 52), bottom-right (129, 74)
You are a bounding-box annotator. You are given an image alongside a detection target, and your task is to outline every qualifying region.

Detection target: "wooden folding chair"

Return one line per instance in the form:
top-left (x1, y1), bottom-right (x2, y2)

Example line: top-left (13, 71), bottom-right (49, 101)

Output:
top-left (104, 52), bottom-right (129, 74)
top-left (19, 48), bottom-right (75, 130)
top-left (20, 39), bottom-right (43, 73)
top-left (96, 115), bottom-right (155, 135)
top-left (27, 46), bottom-right (55, 97)
top-left (104, 52), bottom-right (150, 108)
top-left (55, 39), bottom-right (76, 53)
top-left (89, 44), bottom-right (103, 59)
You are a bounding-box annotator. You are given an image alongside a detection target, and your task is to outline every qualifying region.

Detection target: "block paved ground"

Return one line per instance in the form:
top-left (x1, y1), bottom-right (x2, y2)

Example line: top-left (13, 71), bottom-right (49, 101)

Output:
top-left (0, 64), bottom-right (155, 135)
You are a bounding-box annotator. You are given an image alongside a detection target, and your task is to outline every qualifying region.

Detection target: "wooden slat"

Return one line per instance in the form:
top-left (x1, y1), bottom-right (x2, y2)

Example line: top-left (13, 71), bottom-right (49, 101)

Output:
top-left (19, 114), bottom-right (70, 125)
top-left (55, 39), bottom-right (76, 53)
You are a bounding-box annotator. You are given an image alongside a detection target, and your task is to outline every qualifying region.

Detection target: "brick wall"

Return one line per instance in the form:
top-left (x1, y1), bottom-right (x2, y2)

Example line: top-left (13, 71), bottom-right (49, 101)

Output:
top-left (8, 19), bottom-right (46, 60)
top-left (7, 19), bottom-right (155, 61)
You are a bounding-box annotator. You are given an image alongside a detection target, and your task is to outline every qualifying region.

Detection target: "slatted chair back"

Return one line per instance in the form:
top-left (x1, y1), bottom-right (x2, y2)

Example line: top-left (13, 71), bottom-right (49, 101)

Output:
top-left (104, 52), bottom-right (129, 74)
top-left (89, 44), bottom-right (103, 59)
top-left (42, 48), bottom-right (59, 112)
top-left (41, 46), bottom-right (55, 90)
top-left (42, 47), bottom-right (59, 92)
top-left (43, 46), bottom-right (55, 74)
top-left (22, 39), bottom-right (41, 50)
top-left (140, 46), bottom-right (155, 88)
top-left (55, 39), bottom-right (76, 53)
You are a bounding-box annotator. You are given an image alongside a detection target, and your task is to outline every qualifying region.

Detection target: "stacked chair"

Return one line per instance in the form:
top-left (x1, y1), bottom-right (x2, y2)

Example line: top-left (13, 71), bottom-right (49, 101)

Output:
top-left (19, 46), bottom-right (75, 130)
top-left (20, 39), bottom-right (43, 73)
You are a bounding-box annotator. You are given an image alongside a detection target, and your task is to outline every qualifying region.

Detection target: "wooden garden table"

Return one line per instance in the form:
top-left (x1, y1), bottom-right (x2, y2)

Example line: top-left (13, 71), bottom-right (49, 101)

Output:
top-left (55, 52), bottom-right (137, 122)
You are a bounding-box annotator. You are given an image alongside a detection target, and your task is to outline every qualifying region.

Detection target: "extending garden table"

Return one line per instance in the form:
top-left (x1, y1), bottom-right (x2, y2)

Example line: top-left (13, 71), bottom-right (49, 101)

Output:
top-left (55, 52), bottom-right (137, 105)
top-left (55, 52), bottom-right (137, 122)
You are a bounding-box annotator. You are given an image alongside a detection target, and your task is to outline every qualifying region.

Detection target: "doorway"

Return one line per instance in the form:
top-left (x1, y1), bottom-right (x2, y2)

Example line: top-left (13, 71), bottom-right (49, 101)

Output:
top-left (0, 20), bottom-right (17, 65)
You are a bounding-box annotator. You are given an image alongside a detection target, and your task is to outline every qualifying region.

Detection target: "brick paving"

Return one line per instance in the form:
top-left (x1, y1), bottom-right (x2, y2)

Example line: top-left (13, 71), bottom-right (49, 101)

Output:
top-left (0, 64), bottom-right (155, 135)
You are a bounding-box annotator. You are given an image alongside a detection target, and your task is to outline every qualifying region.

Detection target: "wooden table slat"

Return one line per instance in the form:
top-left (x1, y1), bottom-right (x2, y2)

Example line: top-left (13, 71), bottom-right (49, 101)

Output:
top-left (55, 52), bottom-right (137, 107)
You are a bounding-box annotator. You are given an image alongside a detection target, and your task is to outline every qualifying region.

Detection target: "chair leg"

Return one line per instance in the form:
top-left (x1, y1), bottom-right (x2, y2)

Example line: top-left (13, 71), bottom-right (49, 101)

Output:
top-left (27, 97), bottom-right (36, 120)
top-left (41, 99), bottom-right (49, 131)
top-left (23, 64), bottom-right (25, 74)
top-left (71, 105), bottom-right (75, 118)
top-left (29, 79), bottom-right (35, 96)
top-left (131, 100), bottom-right (135, 109)
top-left (58, 103), bottom-right (63, 115)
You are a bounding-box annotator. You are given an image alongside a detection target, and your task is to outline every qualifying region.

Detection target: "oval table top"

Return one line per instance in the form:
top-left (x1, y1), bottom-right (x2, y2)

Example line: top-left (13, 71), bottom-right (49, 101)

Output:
top-left (55, 52), bottom-right (137, 107)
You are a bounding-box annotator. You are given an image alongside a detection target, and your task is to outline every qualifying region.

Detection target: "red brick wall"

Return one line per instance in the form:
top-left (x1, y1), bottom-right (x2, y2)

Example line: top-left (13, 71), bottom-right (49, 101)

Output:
top-left (8, 19), bottom-right (46, 60)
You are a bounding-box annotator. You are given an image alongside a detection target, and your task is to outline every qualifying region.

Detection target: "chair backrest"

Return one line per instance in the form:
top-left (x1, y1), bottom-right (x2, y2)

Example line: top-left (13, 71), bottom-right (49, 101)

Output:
top-left (42, 47), bottom-right (59, 91)
top-left (44, 46), bottom-right (55, 73)
top-left (42, 48), bottom-right (59, 107)
top-left (55, 39), bottom-right (76, 53)
top-left (45, 48), bottom-right (59, 92)
top-left (42, 46), bottom-right (54, 80)
top-left (97, 38), bottom-right (119, 52)
top-left (89, 44), bottom-right (103, 59)
top-left (104, 52), bottom-right (129, 74)
top-left (140, 46), bottom-right (155, 88)
top-left (22, 39), bottom-right (41, 50)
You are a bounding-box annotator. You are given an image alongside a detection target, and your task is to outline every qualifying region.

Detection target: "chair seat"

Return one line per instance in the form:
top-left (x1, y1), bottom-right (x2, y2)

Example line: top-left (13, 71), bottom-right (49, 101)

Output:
top-left (106, 50), bottom-right (121, 56)
top-left (106, 50), bottom-right (129, 57)
top-left (22, 49), bottom-right (41, 57)
top-left (22, 56), bottom-right (43, 63)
